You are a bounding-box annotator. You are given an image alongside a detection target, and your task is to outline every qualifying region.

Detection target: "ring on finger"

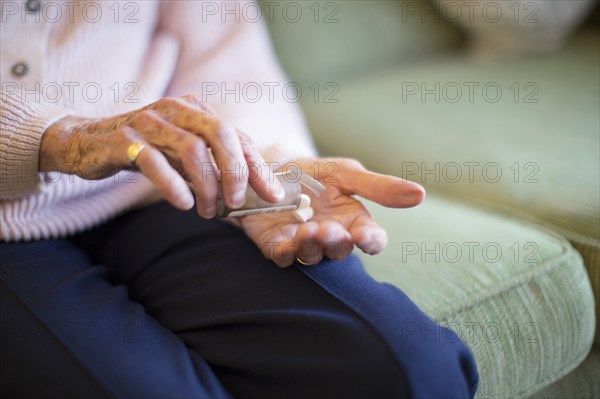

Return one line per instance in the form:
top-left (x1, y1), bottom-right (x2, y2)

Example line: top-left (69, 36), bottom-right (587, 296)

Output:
top-left (295, 256), bottom-right (311, 266)
top-left (127, 142), bottom-right (147, 164)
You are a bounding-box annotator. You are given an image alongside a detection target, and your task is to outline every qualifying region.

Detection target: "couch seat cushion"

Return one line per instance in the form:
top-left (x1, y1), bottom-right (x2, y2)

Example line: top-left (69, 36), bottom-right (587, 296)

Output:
top-left (302, 29), bottom-right (600, 341)
top-left (357, 196), bottom-right (595, 398)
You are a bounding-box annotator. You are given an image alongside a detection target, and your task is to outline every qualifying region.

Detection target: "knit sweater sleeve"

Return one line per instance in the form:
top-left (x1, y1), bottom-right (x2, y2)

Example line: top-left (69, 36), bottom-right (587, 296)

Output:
top-left (158, 0), bottom-right (318, 165)
top-left (0, 93), bottom-right (72, 200)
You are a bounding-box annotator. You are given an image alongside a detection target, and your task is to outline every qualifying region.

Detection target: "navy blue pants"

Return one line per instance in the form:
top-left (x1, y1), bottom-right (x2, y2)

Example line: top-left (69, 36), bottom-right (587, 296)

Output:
top-left (1, 202), bottom-right (478, 398)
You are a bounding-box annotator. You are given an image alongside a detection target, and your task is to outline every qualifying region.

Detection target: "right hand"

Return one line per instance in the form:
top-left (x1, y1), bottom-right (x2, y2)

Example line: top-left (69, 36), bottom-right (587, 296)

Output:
top-left (40, 96), bottom-right (285, 217)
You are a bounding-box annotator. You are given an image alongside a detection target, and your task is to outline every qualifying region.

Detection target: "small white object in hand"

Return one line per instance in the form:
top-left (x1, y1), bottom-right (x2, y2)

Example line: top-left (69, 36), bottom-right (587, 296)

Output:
top-left (292, 194), bottom-right (314, 222)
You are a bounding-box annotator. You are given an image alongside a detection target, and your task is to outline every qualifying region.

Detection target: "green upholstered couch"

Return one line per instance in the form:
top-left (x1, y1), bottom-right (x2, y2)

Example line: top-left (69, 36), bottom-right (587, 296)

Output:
top-left (262, 1), bottom-right (599, 397)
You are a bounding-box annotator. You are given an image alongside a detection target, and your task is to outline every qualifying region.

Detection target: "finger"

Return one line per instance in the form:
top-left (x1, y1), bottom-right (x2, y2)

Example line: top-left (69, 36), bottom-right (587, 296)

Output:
top-left (180, 95), bottom-right (217, 115)
top-left (294, 222), bottom-right (322, 265)
top-left (128, 108), bottom-right (194, 160)
top-left (348, 214), bottom-right (388, 255)
top-left (180, 141), bottom-right (219, 219)
top-left (259, 235), bottom-right (298, 268)
top-left (155, 97), bottom-right (249, 209)
top-left (206, 119), bottom-right (248, 209)
top-left (128, 110), bottom-right (219, 217)
top-left (334, 159), bottom-right (426, 208)
top-left (271, 239), bottom-right (299, 268)
top-left (238, 130), bottom-right (284, 203)
top-left (315, 220), bottom-right (354, 260)
top-left (134, 143), bottom-right (195, 211)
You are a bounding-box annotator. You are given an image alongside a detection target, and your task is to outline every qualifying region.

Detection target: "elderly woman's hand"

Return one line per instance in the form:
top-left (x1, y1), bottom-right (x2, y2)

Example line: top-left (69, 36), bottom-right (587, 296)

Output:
top-left (40, 96), bottom-right (284, 217)
top-left (239, 158), bottom-right (426, 267)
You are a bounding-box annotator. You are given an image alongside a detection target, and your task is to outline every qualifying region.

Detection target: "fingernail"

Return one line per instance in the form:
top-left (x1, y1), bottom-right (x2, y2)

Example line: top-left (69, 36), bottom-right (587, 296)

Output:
top-left (271, 182), bottom-right (285, 201)
top-left (230, 190), bottom-right (246, 209)
top-left (204, 205), bottom-right (216, 218)
top-left (178, 191), bottom-right (195, 210)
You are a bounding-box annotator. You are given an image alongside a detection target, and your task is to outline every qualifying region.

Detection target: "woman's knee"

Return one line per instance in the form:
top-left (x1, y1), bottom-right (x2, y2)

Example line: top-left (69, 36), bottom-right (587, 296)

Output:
top-left (305, 303), bottom-right (478, 399)
top-left (264, 308), bottom-right (477, 399)
top-left (392, 321), bottom-right (479, 398)
top-left (297, 259), bottom-right (478, 398)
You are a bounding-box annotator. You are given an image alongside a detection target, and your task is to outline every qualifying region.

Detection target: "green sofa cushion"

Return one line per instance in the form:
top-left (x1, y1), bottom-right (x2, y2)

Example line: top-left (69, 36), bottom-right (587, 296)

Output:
top-left (302, 29), bottom-right (600, 342)
top-left (262, 0), bottom-right (462, 85)
top-left (358, 196), bottom-right (595, 398)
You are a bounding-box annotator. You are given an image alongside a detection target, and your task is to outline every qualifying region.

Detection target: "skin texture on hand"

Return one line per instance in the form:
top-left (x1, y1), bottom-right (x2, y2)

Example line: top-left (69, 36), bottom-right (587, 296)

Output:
top-left (240, 158), bottom-right (426, 267)
top-left (40, 96), bottom-right (284, 217)
top-left (40, 97), bottom-right (425, 268)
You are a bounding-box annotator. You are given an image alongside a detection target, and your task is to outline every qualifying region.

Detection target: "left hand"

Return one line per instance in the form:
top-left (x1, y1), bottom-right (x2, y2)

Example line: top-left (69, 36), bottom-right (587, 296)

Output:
top-left (240, 158), bottom-right (425, 267)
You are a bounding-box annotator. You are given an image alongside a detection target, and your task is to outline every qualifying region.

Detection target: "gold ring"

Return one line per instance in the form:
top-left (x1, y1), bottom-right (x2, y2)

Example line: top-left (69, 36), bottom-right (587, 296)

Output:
top-left (127, 142), bottom-right (146, 164)
top-left (295, 256), bottom-right (310, 266)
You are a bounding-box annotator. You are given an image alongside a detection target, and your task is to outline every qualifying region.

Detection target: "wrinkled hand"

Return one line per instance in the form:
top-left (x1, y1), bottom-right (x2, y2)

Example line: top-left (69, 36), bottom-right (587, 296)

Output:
top-left (240, 158), bottom-right (425, 267)
top-left (40, 96), bottom-right (284, 217)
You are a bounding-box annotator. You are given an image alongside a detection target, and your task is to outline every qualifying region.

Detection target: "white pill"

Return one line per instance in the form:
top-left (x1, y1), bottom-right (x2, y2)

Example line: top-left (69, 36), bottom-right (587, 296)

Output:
top-left (298, 194), bottom-right (311, 209)
top-left (293, 206), bottom-right (314, 223)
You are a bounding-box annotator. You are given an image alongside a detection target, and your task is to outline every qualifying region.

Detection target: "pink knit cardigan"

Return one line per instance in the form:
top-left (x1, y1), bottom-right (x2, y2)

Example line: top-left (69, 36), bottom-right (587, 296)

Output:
top-left (1, 1), bottom-right (316, 241)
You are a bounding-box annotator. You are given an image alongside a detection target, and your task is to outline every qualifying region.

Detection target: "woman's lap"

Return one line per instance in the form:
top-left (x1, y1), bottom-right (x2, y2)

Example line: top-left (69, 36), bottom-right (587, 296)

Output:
top-left (0, 237), bottom-right (228, 398)
top-left (1, 202), bottom-right (478, 398)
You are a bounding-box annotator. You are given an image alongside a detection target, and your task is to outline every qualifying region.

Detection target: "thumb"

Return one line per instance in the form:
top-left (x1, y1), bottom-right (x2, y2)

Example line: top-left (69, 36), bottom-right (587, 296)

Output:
top-left (336, 160), bottom-right (426, 208)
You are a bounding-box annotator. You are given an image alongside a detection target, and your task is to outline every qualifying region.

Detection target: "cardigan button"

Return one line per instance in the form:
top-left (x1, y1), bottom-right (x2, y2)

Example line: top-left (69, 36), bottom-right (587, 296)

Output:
top-left (11, 62), bottom-right (29, 77)
top-left (25, 0), bottom-right (41, 13)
